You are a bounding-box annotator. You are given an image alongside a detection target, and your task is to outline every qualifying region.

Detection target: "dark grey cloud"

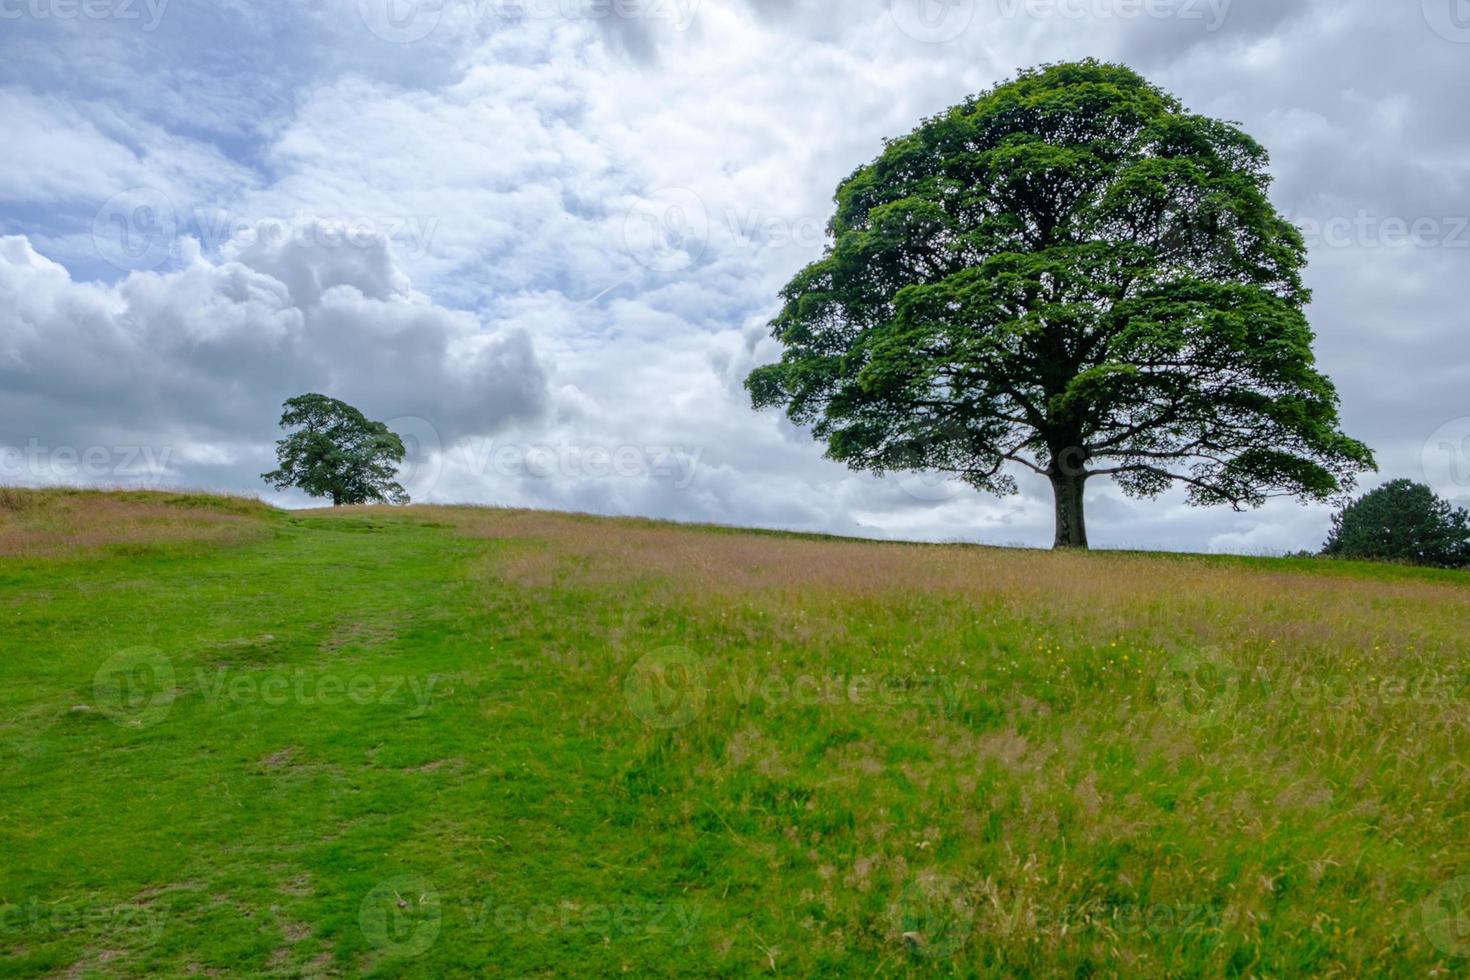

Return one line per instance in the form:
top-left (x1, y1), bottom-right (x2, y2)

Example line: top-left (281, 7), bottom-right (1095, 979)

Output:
top-left (0, 227), bottom-right (549, 494)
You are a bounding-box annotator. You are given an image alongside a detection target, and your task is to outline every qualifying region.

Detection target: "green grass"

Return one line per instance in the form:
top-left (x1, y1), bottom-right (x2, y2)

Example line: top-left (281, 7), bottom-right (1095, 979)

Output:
top-left (1, 491), bottom-right (1468, 977)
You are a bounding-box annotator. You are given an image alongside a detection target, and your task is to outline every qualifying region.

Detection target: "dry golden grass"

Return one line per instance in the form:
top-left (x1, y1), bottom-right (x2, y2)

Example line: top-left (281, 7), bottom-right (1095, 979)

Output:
top-left (399, 504), bottom-right (1468, 669)
top-left (0, 487), bottom-right (275, 558)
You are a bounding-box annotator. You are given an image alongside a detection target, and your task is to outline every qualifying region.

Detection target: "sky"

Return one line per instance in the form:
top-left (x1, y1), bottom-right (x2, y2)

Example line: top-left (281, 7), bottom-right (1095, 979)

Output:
top-left (1, 0), bottom-right (1467, 553)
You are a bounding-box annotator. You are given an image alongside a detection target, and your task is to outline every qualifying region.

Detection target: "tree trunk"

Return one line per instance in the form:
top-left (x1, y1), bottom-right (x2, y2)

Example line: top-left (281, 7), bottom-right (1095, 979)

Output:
top-left (1050, 469), bottom-right (1089, 550)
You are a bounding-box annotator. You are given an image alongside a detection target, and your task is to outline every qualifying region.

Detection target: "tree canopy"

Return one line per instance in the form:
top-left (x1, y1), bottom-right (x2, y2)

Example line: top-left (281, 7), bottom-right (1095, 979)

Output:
top-left (746, 59), bottom-right (1375, 548)
top-left (1323, 480), bottom-right (1470, 568)
top-left (261, 394), bottom-right (409, 506)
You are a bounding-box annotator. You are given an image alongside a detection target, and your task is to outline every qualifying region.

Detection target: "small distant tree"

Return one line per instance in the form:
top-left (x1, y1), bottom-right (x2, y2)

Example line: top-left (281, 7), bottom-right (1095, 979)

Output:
top-left (1323, 480), bottom-right (1470, 568)
top-left (261, 394), bottom-right (409, 506)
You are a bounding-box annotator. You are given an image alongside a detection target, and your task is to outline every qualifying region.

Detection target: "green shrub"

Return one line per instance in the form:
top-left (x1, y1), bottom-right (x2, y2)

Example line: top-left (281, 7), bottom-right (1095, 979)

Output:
top-left (1323, 479), bottom-right (1470, 568)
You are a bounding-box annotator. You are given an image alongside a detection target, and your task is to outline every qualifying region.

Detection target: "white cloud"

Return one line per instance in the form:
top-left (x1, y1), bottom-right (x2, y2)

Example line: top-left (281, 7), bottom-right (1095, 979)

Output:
top-left (1, 0), bottom-right (1465, 550)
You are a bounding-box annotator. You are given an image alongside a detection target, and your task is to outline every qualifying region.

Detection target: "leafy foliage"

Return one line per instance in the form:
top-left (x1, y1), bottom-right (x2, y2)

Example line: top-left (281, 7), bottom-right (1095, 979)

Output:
top-left (1324, 479), bottom-right (1470, 568)
top-left (261, 394), bottom-right (408, 506)
top-left (746, 60), bottom-right (1374, 547)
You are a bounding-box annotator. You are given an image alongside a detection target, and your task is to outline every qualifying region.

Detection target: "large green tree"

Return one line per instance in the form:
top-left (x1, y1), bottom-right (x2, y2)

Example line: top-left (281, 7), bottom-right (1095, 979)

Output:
top-left (746, 60), bottom-right (1374, 548)
top-left (1323, 480), bottom-right (1470, 568)
top-left (262, 394), bottom-right (409, 506)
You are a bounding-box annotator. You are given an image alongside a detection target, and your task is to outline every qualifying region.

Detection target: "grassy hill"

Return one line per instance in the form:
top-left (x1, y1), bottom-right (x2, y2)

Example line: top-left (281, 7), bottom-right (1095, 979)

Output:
top-left (1, 488), bottom-right (1468, 977)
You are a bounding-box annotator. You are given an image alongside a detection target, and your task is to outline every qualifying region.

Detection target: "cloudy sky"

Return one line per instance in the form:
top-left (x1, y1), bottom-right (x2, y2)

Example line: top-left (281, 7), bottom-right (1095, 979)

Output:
top-left (2, 0), bottom-right (1467, 552)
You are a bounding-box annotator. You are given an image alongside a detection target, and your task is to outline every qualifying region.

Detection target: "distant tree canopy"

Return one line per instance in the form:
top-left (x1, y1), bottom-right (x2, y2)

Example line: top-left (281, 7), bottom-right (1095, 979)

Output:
top-left (1323, 480), bottom-right (1470, 568)
top-left (261, 394), bottom-right (408, 506)
top-left (746, 59), bottom-right (1375, 549)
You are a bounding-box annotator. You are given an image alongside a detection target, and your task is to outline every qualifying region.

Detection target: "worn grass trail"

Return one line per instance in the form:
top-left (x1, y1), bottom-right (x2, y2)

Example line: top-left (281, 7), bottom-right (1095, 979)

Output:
top-left (1, 490), bottom-right (1468, 977)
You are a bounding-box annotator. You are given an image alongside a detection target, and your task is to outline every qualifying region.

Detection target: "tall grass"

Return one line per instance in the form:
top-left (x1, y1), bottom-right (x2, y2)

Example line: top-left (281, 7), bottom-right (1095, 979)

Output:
top-left (1, 494), bottom-right (1466, 975)
top-left (0, 487), bottom-right (276, 557)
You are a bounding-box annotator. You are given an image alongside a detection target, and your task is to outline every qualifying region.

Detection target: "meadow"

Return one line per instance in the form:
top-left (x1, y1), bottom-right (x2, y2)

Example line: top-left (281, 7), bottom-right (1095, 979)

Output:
top-left (1, 488), bottom-right (1468, 977)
